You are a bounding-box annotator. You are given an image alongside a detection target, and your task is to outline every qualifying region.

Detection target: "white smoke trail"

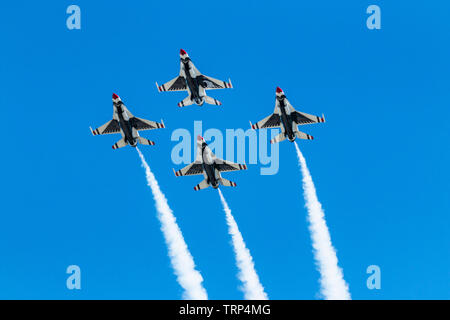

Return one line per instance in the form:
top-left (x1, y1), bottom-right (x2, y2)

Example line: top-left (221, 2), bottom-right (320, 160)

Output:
top-left (294, 142), bottom-right (351, 300)
top-left (136, 148), bottom-right (208, 300)
top-left (217, 189), bottom-right (268, 300)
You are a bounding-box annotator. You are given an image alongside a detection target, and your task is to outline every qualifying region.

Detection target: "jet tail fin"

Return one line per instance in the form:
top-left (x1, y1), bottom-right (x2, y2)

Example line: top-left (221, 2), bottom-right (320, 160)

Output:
top-left (270, 133), bottom-right (287, 144)
top-left (194, 179), bottom-right (210, 191)
top-left (204, 96), bottom-right (222, 106)
top-left (112, 138), bottom-right (127, 150)
top-left (137, 137), bottom-right (155, 146)
top-left (220, 178), bottom-right (237, 188)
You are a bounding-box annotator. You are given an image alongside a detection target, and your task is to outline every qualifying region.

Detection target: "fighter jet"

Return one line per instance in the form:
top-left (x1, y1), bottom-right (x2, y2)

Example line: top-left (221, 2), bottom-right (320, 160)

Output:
top-left (173, 136), bottom-right (247, 190)
top-left (250, 87), bottom-right (325, 144)
top-left (90, 93), bottom-right (165, 149)
top-left (156, 49), bottom-right (233, 107)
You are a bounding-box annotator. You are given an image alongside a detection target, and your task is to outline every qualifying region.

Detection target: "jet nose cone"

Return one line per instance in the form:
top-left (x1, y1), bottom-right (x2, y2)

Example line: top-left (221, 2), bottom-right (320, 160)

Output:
top-left (112, 93), bottom-right (119, 100)
top-left (276, 87), bottom-right (283, 94)
top-left (180, 49), bottom-right (187, 56)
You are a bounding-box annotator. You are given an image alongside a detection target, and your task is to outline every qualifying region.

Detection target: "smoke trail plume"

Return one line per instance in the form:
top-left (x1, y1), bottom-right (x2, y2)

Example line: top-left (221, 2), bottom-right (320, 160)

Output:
top-left (294, 142), bottom-right (351, 300)
top-left (218, 189), bottom-right (268, 300)
top-left (137, 148), bottom-right (208, 300)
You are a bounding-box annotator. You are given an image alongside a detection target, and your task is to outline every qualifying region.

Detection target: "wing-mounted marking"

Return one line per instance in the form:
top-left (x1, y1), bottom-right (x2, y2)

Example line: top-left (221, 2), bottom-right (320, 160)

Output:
top-left (291, 111), bottom-right (325, 125)
top-left (130, 117), bottom-right (165, 131)
top-left (90, 120), bottom-right (121, 136)
top-left (156, 76), bottom-right (187, 92)
top-left (285, 98), bottom-right (325, 125)
top-left (197, 75), bottom-right (232, 90)
top-left (215, 159), bottom-right (247, 172)
top-left (250, 113), bottom-right (281, 129)
top-left (173, 163), bottom-right (204, 177)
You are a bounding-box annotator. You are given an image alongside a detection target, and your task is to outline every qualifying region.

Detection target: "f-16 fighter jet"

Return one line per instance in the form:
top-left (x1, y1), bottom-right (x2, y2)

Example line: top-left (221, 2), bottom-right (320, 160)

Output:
top-left (156, 49), bottom-right (233, 107)
top-left (90, 93), bottom-right (165, 149)
top-left (173, 136), bottom-right (247, 191)
top-left (250, 87), bottom-right (325, 144)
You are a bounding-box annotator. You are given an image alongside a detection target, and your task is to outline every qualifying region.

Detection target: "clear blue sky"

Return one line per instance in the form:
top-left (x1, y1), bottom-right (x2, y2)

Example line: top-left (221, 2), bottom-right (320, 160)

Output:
top-left (0, 1), bottom-right (448, 299)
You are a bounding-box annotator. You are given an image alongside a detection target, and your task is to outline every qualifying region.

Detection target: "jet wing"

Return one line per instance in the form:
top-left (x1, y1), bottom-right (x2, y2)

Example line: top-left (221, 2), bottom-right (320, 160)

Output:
top-left (174, 163), bottom-right (204, 177)
top-left (130, 117), bottom-right (165, 131)
top-left (157, 76), bottom-right (187, 92)
top-left (291, 111), bottom-right (325, 125)
top-left (197, 75), bottom-right (232, 90)
top-left (91, 120), bottom-right (121, 136)
top-left (215, 159), bottom-right (247, 172)
top-left (251, 113), bottom-right (281, 129)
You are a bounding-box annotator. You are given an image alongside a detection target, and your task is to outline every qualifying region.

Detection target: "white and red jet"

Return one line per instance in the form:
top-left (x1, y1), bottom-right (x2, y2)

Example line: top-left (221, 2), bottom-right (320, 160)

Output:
top-left (156, 49), bottom-right (233, 107)
top-left (90, 93), bottom-right (165, 149)
top-left (250, 87), bottom-right (325, 144)
top-left (174, 136), bottom-right (247, 191)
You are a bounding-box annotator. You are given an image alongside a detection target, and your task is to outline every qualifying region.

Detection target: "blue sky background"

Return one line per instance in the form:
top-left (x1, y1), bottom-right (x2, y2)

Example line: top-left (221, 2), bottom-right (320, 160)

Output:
top-left (0, 1), bottom-right (448, 299)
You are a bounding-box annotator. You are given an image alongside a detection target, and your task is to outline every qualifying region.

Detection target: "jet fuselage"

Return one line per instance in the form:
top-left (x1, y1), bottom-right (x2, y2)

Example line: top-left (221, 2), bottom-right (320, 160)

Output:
top-left (200, 143), bottom-right (219, 188)
top-left (277, 96), bottom-right (296, 142)
top-left (115, 102), bottom-right (137, 147)
top-left (181, 58), bottom-right (204, 106)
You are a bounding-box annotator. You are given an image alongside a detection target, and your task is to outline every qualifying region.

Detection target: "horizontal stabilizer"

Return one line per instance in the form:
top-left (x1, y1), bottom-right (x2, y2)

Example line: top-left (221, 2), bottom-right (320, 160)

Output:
top-left (204, 96), bottom-right (222, 106)
top-left (194, 179), bottom-right (210, 191)
top-left (270, 133), bottom-right (286, 144)
top-left (295, 131), bottom-right (314, 140)
top-left (220, 178), bottom-right (237, 188)
top-left (178, 96), bottom-right (194, 108)
top-left (112, 138), bottom-right (127, 150)
top-left (138, 137), bottom-right (155, 146)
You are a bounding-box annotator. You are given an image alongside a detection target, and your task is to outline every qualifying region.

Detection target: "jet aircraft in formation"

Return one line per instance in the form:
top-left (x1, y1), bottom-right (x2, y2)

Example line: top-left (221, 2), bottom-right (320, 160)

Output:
top-left (90, 93), bottom-right (165, 149)
top-left (91, 51), bottom-right (326, 190)
top-left (173, 136), bottom-right (247, 191)
top-left (156, 49), bottom-right (233, 107)
top-left (250, 87), bottom-right (325, 144)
